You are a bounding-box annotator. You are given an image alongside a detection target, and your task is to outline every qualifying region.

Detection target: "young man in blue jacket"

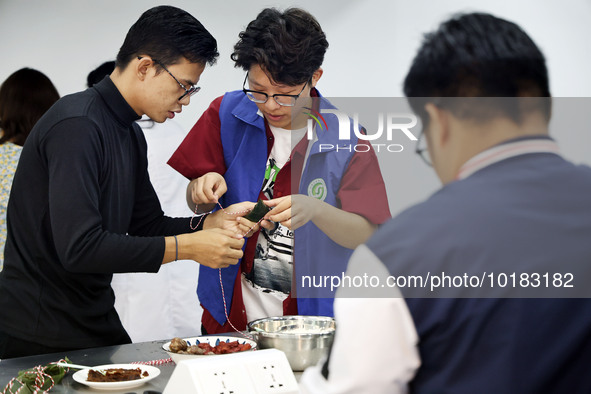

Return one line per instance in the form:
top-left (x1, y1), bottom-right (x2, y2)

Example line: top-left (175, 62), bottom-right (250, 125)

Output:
top-left (169, 8), bottom-right (391, 334)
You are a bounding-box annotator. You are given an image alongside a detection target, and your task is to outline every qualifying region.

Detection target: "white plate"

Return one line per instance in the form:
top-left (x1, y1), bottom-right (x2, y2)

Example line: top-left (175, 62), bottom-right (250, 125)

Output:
top-left (72, 363), bottom-right (160, 391)
top-left (162, 335), bottom-right (257, 363)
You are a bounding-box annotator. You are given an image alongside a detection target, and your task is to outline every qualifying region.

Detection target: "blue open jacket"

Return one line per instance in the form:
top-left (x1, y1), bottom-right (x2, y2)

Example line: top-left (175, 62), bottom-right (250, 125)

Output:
top-left (198, 90), bottom-right (359, 326)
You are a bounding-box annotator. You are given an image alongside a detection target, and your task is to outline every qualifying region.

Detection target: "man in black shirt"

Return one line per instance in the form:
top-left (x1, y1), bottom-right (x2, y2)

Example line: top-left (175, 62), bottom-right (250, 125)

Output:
top-left (0, 6), bottom-right (251, 358)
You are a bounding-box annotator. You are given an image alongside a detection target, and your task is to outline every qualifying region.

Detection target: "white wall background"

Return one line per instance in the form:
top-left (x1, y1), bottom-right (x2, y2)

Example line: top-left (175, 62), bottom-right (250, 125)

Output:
top-left (1, 0), bottom-right (590, 214)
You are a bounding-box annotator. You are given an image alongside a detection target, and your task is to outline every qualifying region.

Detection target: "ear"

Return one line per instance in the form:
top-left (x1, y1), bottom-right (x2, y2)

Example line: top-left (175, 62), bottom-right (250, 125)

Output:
top-left (310, 68), bottom-right (323, 87)
top-left (135, 56), bottom-right (153, 82)
top-left (424, 102), bottom-right (450, 147)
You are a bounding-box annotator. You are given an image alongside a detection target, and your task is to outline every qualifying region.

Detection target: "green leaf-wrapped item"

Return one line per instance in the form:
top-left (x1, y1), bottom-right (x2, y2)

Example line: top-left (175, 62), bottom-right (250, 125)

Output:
top-left (2, 357), bottom-right (70, 393)
top-left (243, 199), bottom-right (272, 222)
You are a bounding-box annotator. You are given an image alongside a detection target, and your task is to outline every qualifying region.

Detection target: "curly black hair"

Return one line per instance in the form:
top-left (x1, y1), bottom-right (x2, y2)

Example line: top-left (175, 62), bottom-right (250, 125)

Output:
top-left (231, 8), bottom-right (328, 85)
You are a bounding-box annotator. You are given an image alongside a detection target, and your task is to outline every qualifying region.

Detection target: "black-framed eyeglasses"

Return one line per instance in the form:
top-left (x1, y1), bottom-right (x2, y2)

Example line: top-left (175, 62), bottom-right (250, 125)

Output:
top-left (139, 56), bottom-right (201, 101)
top-left (415, 129), bottom-right (432, 166)
top-left (242, 73), bottom-right (308, 107)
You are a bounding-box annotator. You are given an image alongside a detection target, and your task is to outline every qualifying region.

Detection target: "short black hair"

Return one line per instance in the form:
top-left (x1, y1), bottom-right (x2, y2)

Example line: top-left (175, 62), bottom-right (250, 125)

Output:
top-left (87, 61), bottom-right (116, 88)
top-left (231, 8), bottom-right (328, 86)
top-left (0, 68), bottom-right (60, 146)
top-left (116, 5), bottom-right (218, 72)
top-left (404, 12), bottom-right (551, 123)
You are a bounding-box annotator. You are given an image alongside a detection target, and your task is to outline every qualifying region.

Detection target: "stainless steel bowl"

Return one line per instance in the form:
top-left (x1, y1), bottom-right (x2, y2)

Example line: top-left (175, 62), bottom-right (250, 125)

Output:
top-left (247, 315), bottom-right (336, 371)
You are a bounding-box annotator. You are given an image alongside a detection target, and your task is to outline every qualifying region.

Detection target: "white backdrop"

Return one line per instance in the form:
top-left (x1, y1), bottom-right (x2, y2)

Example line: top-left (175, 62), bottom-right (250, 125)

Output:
top-left (1, 0), bottom-right (590, 213)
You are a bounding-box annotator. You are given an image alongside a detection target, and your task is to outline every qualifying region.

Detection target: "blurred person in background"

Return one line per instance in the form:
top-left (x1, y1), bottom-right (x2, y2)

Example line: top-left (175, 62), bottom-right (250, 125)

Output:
top-left (87, 61), bottom-right (202, 342)
top-left (0, 68), bottom-right (59, 271)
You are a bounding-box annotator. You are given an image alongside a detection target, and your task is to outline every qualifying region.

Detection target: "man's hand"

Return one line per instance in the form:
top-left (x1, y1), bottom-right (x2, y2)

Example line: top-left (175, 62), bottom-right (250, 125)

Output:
top-left (177, 228), bottom-right (245, 268)
top-left (186, 172), bottom-right (227, 212)
top-left (264, 195), bottom-right (378, 249)
top-left (204, 201), bottom-right (261, 237)
top-left (264, 195), bottom-right (321, 230)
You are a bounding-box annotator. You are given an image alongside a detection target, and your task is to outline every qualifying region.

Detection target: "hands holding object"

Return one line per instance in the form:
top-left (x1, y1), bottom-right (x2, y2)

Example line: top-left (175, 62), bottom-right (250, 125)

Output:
top-left (182, 172), bottom-right (318, 270)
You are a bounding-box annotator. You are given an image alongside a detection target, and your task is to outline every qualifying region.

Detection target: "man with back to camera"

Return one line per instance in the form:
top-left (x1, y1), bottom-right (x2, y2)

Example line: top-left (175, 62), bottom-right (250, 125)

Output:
top-left (0, 5), bottom-right (256, 359)
top-left (168, 8), bottom-right (391, 335)
top-left (300, 12), bottom-right (591, 393)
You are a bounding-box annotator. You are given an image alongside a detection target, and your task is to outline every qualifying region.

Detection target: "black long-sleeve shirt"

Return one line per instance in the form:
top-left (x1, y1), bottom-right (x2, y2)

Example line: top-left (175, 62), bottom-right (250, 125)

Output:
top-left (0, 77), bottom-right (200, 349)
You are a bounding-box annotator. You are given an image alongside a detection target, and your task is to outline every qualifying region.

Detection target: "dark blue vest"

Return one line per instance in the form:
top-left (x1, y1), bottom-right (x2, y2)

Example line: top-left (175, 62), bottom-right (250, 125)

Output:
top-left (366, 151), bottom-right (591, 393)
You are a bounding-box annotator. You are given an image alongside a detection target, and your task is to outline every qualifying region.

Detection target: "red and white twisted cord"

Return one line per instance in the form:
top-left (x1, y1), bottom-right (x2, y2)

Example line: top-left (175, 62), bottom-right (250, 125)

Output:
top-left (131, 358), bottom-right (174, 366)
top-left (190, 201), bottom-right (265, 340)
top-left (3, 363), bottom-right (59, 394)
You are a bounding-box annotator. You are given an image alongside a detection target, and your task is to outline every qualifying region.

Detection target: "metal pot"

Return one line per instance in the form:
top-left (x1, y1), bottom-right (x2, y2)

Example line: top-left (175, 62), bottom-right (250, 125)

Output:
top-left (247, 315), bottom-right (336, 371)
